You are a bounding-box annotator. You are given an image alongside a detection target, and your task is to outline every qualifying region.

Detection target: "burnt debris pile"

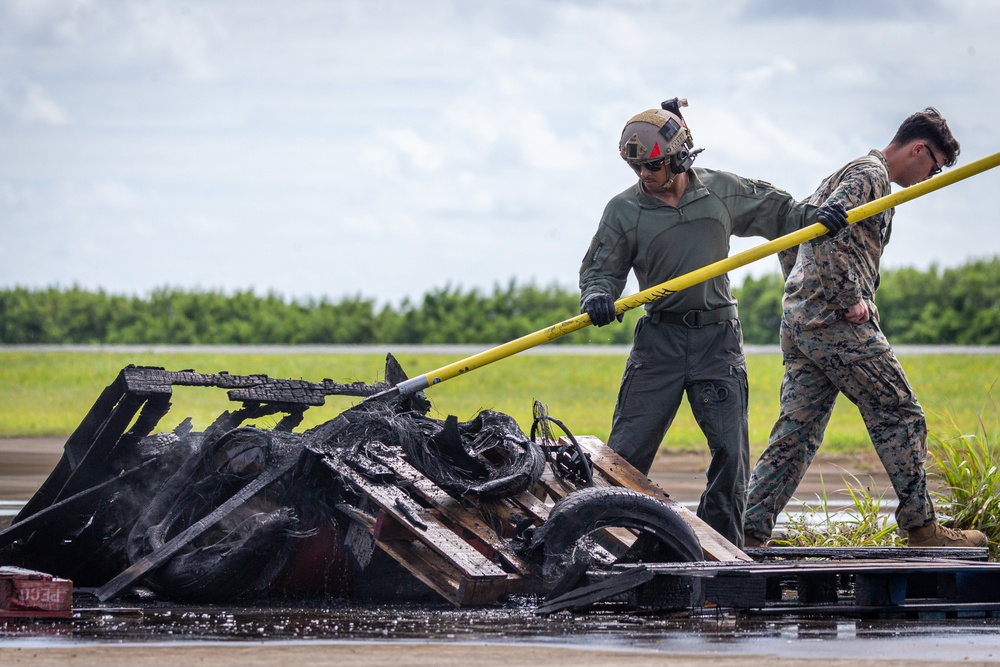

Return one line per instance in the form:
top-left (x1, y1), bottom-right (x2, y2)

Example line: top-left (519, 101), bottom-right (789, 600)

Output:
top-left (0, 357), bottom-right (712, 611)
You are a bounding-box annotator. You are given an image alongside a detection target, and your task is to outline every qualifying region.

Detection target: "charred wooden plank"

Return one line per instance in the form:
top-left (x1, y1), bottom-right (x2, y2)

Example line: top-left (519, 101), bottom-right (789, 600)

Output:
top-left (368, 444), bottom-right (537, 577)
top-left (797, 573), bottom-right (840, 604)
top-left (855, 572), bottom-right (908, 606)
top-left (371, 521), bottom-right (509, 606)
top-left (361, 530), bottom-right (467, 605)
top-left (534, 467), bottom-right (578, 500)
top-left (15, 372), bottom-right (131, 521)
top-left (643, 558), bottom-right (1000, 577)
top-left (703, 571), bottom-right (768, 607)
top-left (535, 565), bottom-right (656, 615)
top-left (119, 366), bottom-right (377, 403)
top-left (324, 457), bottom-right (506, 581)
top-left (508, 489), bottom-right (552, 523)
top-left (627, 557), bottom-right (1000, 615)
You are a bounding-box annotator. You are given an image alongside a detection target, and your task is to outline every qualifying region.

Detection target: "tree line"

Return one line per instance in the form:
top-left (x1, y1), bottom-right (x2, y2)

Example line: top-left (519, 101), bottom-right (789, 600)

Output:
top-left (737, 257), bottom-right (1000, 345)
top-left (3, 257), bottom-right (1000, 346)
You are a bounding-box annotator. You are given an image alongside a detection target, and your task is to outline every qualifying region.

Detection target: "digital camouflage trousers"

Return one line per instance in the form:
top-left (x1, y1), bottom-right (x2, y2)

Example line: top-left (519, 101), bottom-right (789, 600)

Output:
top-left (744, 316), bottom-right (934, 542)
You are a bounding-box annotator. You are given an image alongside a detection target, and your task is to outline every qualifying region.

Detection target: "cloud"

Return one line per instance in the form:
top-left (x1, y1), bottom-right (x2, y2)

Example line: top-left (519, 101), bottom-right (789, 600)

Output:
top-left (0, 181), bottom-right (39, 208)
top-left (738, 59), bottom-right (798, 87)
top-left (738, 0), bottom-right (944, 21)
top-left (2, 0), bottom-right (1000, 306)
top-left (1, 0), bottom-right (222, 83)
top-left (0, 0), bottom-right (96, 45)
top-left (117, 1), bottom-right (222, 82)
top-left (361, 127), bottom-right (447, 173)
top-left (22, 84), bottom-right (72, 126)
top-left (91, 180), bottom-right (144, 209)
top-left (0, 79), bottom-right (72, 126)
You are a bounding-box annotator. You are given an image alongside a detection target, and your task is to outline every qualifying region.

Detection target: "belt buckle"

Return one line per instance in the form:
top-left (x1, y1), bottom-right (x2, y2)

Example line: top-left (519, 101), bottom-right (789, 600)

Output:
top-left (682, 310), bottom-right (701, 328)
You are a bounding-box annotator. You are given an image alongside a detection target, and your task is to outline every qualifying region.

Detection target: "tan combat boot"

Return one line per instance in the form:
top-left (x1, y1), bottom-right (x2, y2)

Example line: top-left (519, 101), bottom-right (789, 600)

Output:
top-left (907, 522), bottom-right (987, 548)
top-left (743, 534), bottom-right (768, 548)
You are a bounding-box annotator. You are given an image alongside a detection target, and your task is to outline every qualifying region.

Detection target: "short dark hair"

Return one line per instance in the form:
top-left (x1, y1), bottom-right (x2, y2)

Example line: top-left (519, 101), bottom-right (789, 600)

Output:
top-left (890, 107), bottom-right (960, 167)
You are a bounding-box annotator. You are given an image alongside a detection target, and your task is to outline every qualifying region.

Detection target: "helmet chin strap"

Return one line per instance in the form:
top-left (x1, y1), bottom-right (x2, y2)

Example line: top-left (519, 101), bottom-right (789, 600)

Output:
top-left (641, 173), bottom-right (677, 193)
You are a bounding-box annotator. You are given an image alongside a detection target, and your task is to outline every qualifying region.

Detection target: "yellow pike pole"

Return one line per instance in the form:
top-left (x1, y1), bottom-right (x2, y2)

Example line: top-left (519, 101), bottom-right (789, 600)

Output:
top-left (378, 150), bottom-right (1000, 400)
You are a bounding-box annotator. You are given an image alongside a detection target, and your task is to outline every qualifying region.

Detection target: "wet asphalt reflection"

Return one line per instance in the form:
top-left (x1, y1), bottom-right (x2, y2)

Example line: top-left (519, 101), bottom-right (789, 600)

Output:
top-left (3, 594), bottom-right (1000, 662)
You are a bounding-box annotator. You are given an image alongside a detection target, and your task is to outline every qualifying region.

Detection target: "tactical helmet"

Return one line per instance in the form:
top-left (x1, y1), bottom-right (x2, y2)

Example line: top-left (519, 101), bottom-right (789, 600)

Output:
top-left (620, 98), bottom-right (700, 173)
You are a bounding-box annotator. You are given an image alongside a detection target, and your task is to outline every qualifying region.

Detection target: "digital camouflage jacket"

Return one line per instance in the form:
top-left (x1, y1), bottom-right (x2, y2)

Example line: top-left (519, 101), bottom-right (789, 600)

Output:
top-left (780, 150), bottom-right (893, 329)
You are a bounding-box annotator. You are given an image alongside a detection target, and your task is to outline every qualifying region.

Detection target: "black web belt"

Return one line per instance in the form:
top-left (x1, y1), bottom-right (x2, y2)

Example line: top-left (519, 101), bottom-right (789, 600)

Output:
top-left (647, 304), bottom-right (738, 328)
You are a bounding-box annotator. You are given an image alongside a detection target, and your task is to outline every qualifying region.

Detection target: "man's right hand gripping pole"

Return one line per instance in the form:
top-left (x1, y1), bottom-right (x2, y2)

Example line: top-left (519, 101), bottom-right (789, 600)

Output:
top-left (582, 292), bottom-right (622, 326)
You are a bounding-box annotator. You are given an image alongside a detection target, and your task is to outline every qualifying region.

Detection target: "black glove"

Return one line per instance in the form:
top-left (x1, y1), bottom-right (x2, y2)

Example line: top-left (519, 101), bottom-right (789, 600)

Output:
top-left (582, 293), bottom-right (619, 327)
top-left (816, 199), bottom-right (849, 235)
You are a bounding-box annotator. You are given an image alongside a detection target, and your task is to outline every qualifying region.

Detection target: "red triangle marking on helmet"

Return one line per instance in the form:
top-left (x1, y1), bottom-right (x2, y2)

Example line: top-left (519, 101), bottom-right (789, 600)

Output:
top-left (649, 143), bottom-right (662, 158)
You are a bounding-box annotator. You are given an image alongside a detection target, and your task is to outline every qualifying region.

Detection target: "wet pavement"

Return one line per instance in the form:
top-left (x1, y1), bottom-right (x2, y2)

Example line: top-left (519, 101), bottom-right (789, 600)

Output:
top-left (2, 438), bottom-right (994, 662)
top-left (3, 595), bottom-right (1000, 662)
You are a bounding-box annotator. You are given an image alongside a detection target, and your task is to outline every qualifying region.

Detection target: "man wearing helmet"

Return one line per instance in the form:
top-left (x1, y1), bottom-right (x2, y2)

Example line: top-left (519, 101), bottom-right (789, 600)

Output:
top-left (579, 98), bottom-right (848, 548)
top-left (743, 108), bottom-right (986, 549)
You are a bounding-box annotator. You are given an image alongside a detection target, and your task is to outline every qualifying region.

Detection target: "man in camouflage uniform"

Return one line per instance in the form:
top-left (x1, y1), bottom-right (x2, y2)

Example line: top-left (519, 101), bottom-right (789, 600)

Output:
top-left (743, 108), bottom-right (986, 549)
top-left (579, 99), bottom-right (848, 547)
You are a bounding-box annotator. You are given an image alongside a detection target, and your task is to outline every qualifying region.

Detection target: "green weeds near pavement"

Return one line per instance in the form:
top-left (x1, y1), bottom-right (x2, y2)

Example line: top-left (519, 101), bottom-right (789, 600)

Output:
top-left (927, 386), bottom-right (1000, 559)
top-left (772, 471), bottom-right (905, 548)
top-left (772, 389), bottom-right (1000, 558)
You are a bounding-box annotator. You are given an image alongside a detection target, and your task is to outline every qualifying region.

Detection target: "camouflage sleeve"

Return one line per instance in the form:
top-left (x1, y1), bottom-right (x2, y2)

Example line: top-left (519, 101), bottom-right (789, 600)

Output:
top-left (777, 247), bottom-right (798, 280)
top-left (810, 160), bottom-right (889, 308)
top-left (579, 202), bottom-right (633, 306)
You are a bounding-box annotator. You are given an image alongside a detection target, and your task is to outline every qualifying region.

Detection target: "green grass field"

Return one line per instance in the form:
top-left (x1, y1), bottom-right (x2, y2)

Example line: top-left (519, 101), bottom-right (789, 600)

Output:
top-left (1, 349), bottom-right (998, 460)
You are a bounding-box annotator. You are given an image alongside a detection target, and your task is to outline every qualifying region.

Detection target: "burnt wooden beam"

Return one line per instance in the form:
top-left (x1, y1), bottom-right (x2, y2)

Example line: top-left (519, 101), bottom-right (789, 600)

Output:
top-left (14, 371), bottom-right (130, 521)
top-left (366, 442), bottom-right (537, 578)
top-left (338, 464), bottom-right (507, 580)
top-left (535, 565), bottom-right (656, 615)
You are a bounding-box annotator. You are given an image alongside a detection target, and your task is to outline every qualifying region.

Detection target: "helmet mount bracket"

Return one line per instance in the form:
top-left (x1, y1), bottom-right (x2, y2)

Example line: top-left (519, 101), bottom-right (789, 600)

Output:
top-left (659, 97), bottom-right (703, 173)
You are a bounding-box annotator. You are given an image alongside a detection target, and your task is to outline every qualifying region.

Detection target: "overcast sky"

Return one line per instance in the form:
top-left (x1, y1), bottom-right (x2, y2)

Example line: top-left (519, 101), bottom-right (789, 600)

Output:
top-left (2, 0), bottom-right (999, 307)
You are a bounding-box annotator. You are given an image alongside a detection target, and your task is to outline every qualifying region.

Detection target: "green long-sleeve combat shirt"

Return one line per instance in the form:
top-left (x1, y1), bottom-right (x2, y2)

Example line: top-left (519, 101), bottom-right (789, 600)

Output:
top-left (580, 167), bottom-right (822, 314)
top-left (780, 150), bottom-right (893, 329)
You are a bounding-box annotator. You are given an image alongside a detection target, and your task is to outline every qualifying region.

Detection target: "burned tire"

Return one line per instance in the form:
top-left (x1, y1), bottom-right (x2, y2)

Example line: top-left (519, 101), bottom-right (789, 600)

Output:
top-left (530, 487), bottom-right (703, 580)
top-left (404, 411), bottom-right (545, 500)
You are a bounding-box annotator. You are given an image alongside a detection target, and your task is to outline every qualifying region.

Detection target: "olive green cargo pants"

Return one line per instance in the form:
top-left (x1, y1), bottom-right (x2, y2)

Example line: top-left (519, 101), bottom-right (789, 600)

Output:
top-left (608, 315), bottom-right (750, 547)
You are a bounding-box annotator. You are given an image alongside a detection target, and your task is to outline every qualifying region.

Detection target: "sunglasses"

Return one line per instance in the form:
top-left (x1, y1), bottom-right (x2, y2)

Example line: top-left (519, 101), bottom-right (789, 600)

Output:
top-left (925, 143), bottom-right (942, 177)
top-left (627, 157), bottom-right (667, 173)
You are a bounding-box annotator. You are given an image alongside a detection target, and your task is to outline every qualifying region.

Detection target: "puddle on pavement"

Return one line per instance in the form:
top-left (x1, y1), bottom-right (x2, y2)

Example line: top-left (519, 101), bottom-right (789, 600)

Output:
top-left (3, 593), bottom-right (1000, 662)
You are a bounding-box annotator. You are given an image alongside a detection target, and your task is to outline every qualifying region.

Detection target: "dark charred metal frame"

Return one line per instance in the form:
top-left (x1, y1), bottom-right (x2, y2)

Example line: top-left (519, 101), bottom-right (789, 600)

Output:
top-left (0, 367), bottom-right (736, 607)
top-left (0, 365), bottom-right (379, 571)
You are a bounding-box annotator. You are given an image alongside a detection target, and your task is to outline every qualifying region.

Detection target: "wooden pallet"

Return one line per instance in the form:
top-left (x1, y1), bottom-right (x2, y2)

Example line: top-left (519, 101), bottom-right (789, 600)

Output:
top-left (323, 435), bottom-right (747, 606)
top-left (556, 555), bottom-right (1000, 618)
